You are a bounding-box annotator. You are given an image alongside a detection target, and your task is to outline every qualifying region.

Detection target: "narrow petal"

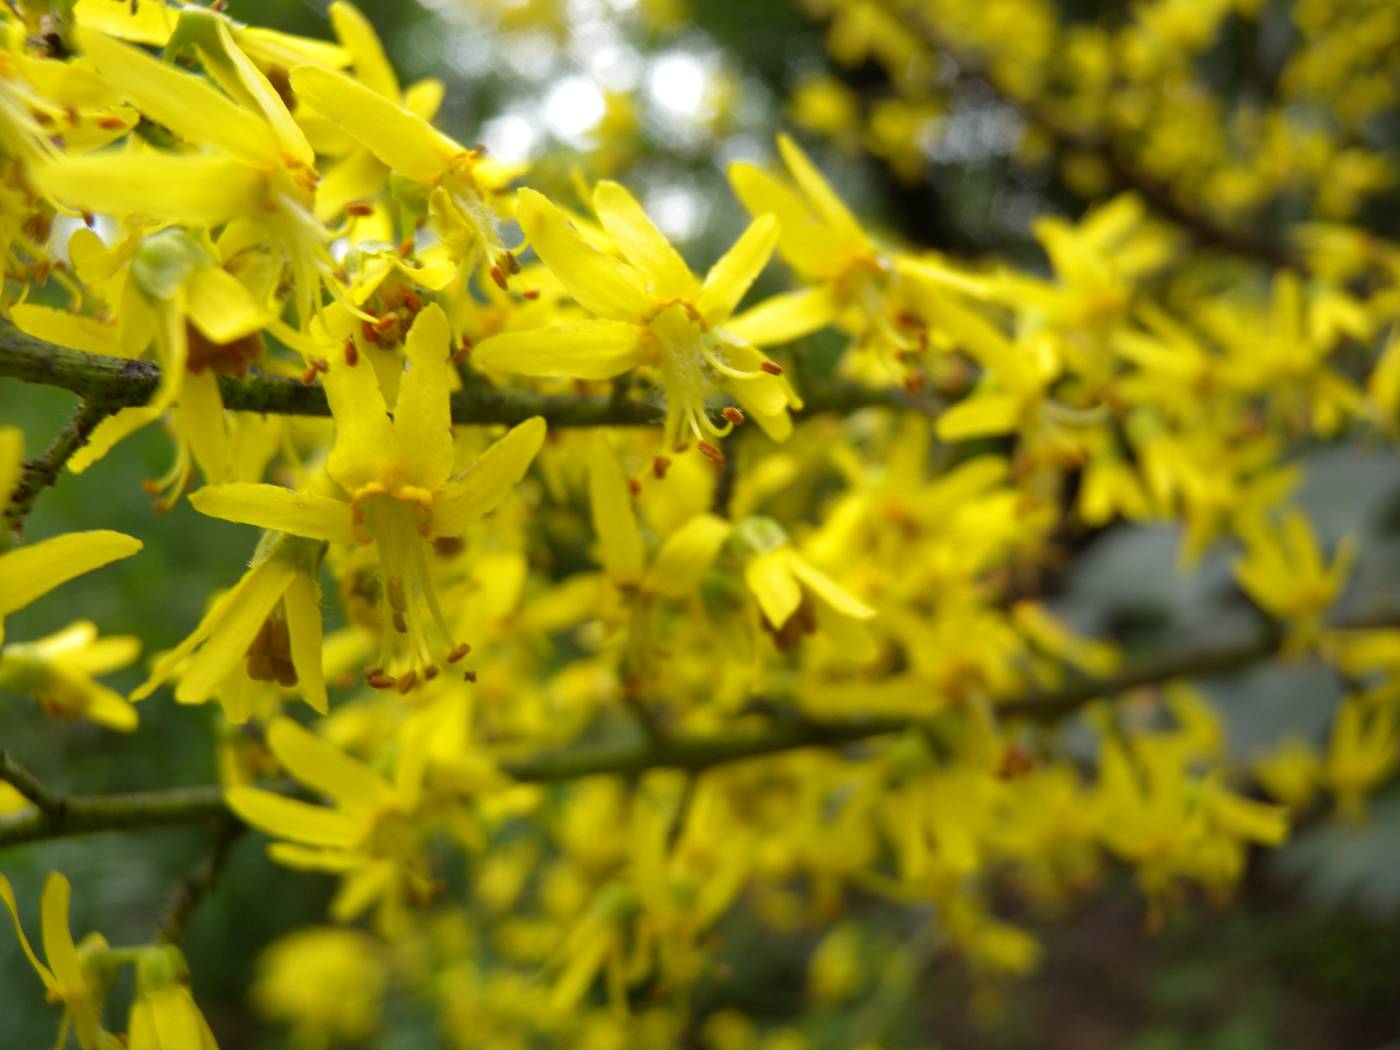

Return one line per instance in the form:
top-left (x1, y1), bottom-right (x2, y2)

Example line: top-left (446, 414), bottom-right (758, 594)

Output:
top-left (698, 214), bottom-right (779, 325)
top-left (0, 427), bottom-right (22, 504)
top-left (174, 370), bottom-right (230, 485)
top-left (82, 681), bottom-right (141, 731)
top-left (283, 573), bottom-right (328, 714)
top-left (132, 572), bottom-right (253, 702)
top-left (472, 321), bottom-right (643, 380)
top-left (321, 350), bottom-right (396, 494)
top-left (517, 189), bottom-right (653, 321)
top-left (0, 875), bottom-right (56, 990)
top-left (746, 549), bottom-right (802, 627)
top-left (433, 417), bottom-right (546, 535)
top-left (37, 153), bottom-right (267, 228)
top-left (186, 266), bottom-right (267, 344)
top-left (776, 133), bottom-right (864, 241)
top-left (0, 530), bottom-right (141, 617)
top-left (265, 843), bottom-right (359, 871)
top-left (175, 560), bottom-right (296, 706)
top-left (329, 0), bottom-right (399, 98)
top-left (189, 484), bottom-right (357, 545)
top-left (40, 873), bottom-right (84, 994)
top-left (589, 435), bottom-right (644, 585)
top-left (935, 394), bottom-right (1022, 441)
top-left (728, 161), bottom-right (840, 277)
top-left (76, 27), bottom-right (277, 166)
top-left (788, 555), bottom-right (875, 619)
top-left (214, 19), bottom-right (314, 166)
top-left (227, 787), bottom-right (363, 848)
top-left (68, 407), bottom-right (161, 474)
top-left (266, 717), bottom-right (393, 815)
top-left (10, 304), bottom-right (121, 356)
top-left (724, 286), bottom-right (838, 346)
top-left (644, 515), bottom-right (731, 597)
top-left (290, 64), bottom-right (455, 185)
top-left (395, 304), bottom-right (455, 490)
top-left (592, 181), bottom-right (696, 299)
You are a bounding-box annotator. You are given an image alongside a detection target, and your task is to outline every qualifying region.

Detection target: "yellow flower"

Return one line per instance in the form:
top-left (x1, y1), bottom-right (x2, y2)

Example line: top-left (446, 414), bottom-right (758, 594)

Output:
top-left (0, 619), bottom-right (140, 730)
top-left (0, 525), bottom-right (142, 647)
top-left (474, 183), bottom-right (800, 453)
top-left (1324, 700), bottom-right (1399, 819)
top-left (0, 872), bottom-right (119, 1050)
top-left (288, 49), bottom-right (521, 281)
top-left (131, 533), bottom-right (328, 723)
top-left (736, 516), bottom-right (876, 661)
top-left (227, 716), bottom-right (433, 930)
top-left (127, 945), bottom-right (220, 1050)
top-left (1233, 510), bottom-right (1353, 649)
top-left (35, 24), bottom-right (334, 326)
top-left (189, 305), bottom-right (544, 681)
top-left (253, 927), bottom-right (388, 1048)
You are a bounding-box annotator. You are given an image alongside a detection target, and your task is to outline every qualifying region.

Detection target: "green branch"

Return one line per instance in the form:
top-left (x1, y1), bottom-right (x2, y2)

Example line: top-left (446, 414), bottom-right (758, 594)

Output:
top-left (0, 320), bottom-right (935, 431)
top-left (6, 602), bottom-right (1396, 848)
top-left (3, 397), bottom-right (116, 539)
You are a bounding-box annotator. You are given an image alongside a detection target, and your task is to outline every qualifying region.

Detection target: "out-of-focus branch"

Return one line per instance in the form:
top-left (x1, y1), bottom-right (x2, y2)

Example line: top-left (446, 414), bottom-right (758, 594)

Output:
top-left (862, 0), bottom-right (1307, 274)
top-left (2, 396), bottom-right (115, 539)
top-left (5, 600), bottom-right (1398, 846)
top-left (156, 817), bottom-right (244, 944)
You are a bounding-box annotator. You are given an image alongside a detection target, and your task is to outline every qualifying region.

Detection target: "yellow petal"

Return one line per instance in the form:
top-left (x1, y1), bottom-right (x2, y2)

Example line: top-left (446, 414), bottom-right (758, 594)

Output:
top-left (433, 417), bottom-right (546, 535)
top-left (265, 844), bottom-right (359, 872)
top-left (82, 680), bottom-right (141, 731)
top-left (76, 27), bottom-right (277, 166)
top-left (0, 875), bottom-right (56, 991)
top-left (175, 559), bottom-right (296, 706)
top-left (174, 369), bottom-right (230, 485)
top-left (517, 189), bottom-right (653, 322)
top-left (226, 786), bottom-right (363, 847)
top-left (0, 530), bottom-right (141, 617)
top-left (725, 285), bottom-right (838, 346)
top-left (321, 350), bottom-right (395, 494)
top-left (10, 304), bottom-right (120, 356)
top-left (186, 266), bottom-right (267, 344)
top-left (267, 718), bottom-right (393, 815)
top-left (777, 132), bottom-right (864, 242)
top-left (644, 515), bottom-right (731, 597)
top-left (69, 406), bottom-right (162, 475)
top-left (698, 214), bottom-right (779, 325)
top-left (40, 873), bottom-right (84, 994)
top-left (37, 152), bottom-right (267, 228)
top-left (329, 1), bottom-right (399, 98)
top-left (746, 549), bottom-right (802, 627)
top-left (283, 573), bottom-right (328, 715)
top-left (728, 160), bottom-right (842, 278)
top-left (589, 435), bottom-right (644, 585)
top-left (592, 181), bottom-right (696, 299)
top-left (472, 321), bottom-right (643, 380)
top-left (395, 304), bottom-right (455, 490)
top-left (213, 19), bottom-right (313, 166)
top-left (132, 571), bottom-right (253, 702)
top-left (787, 554), bottom-right (875, 619)
top-left (289, 64), bottom-right (456, 185)
top-left (403, 78), bottom-right (445, 121)
top-left (314, 148), bottom-right (388, 222)
top-left (935, 394), bottom-right (1022, 441)
top-left (0, 427), bottom-right (22, 508)
top-left (188, 484), bottom-right (356, 545)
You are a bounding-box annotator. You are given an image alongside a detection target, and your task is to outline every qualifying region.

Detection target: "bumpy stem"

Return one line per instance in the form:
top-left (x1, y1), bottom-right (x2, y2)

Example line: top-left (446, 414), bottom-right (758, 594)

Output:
top-left (2, 396), bottom-right (116, 540)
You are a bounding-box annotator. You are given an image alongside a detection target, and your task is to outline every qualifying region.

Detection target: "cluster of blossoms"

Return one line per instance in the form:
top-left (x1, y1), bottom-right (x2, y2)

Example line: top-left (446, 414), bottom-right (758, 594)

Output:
top-left (0, 0), bottom-right (1398, 1046)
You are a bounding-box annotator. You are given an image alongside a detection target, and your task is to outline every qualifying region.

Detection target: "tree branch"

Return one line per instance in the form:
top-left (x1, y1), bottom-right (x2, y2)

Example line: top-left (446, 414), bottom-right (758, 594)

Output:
top-left (0, 750), bottom-right (66, 814)
top-left (3, 396), bottom-right (116, 539)
top-left (156, 816), bottom-right (244, 944)
top-left (0, 320), bottom-right (935, 431)
top-left (5, 601), bottom-right (1396, 848)
top-left (868, 0), bottom-right (1307, 274)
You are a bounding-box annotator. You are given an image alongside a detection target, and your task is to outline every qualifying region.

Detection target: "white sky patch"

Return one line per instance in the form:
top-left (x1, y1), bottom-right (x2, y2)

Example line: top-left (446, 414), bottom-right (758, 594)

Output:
top-left (645, 185), bottom-right (702, 244)
top-left (544, 75), bottom-right (606, 145)
top-left (480, 112), bottom-right (541, 162)
top-left (647, 51), bottom-right (709, 122)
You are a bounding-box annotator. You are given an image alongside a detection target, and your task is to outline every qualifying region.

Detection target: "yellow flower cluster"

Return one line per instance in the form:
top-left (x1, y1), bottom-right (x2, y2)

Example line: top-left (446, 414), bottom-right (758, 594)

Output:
top-left (0, 0), bottom-right (1398, 1046)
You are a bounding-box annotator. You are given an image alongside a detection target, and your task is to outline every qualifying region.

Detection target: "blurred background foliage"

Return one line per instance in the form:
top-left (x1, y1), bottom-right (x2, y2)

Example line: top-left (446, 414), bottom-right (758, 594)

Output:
top-left (3, 0), bottom-right (1400, 1046)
